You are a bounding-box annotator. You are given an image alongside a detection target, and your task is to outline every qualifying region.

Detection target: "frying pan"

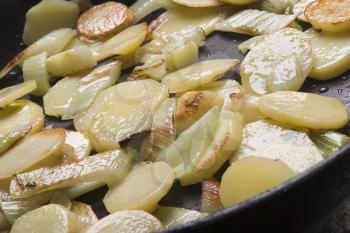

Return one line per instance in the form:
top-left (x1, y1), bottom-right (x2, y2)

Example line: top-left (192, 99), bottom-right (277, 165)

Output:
top-left (1, 0), bottom-right (350, 232)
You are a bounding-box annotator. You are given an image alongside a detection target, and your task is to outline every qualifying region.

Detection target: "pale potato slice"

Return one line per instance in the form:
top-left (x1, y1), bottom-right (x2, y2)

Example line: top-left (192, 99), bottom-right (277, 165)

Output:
top-left (86, 210), bottom-right (162, 233)
top-left (292, 0), bottom-right (316, 22)
top-left (46, 46), bottom-right (97, 77)
top-left (259, 91), bottom-right (348, 129)
top-left (219, 0), bottom-right (258, 5)
top-left (305, 29), bottom-right (350, 80)
top-left (23, 0), bottom-right (79, 45)
top-left (65, 131), bottom-right (91, 161)
top-left (241, 28), bottom-right (313, 95)
top-left (220, 157), bottom-right (295, 208)
top-left (0, 129), bottom-right (65, 180)
top-left (201, 178), bottom-right (222, 213)
top-left (0, 81), bottom-right (37, 108)
top-left (232, 120), bottom-right (324, 173)
top-left (162, 59), bottom-right (240, 93)
top-left (10, 150), bottom-right (131, 199)
top-left (172, 0), bottom-right (222, 7)
top-left (175, 91), bottom-right (224, 134)
top-left (77, 2), bottom-right (134, 40)
top-left (44, 61), bottom-right (121, 119)
top-left (154, 206), bottom-right (207, 227)
top-left (0, 28), bottom-right (75, 79)
top-left (96, 23), bottom-right (147, 61)
top-left (158, 108), bottom-right (243, 185)
top-left (10, 204), bottom-right (80, 233)
top-left (0, 100), bottom-right (44, 155)
top-left (103, 162), bottom-right (174, 213)
top-left (130, 0), bottom-right (176, 22)
top-left (149, 6), bottom-right (233, 39)
top-left (305, 0), bottom-right (350, 33)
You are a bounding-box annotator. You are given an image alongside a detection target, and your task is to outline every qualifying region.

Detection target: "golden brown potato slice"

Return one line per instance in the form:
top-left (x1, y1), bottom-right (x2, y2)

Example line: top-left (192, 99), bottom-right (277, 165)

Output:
top-left (172, 0), bottom-right (222, 7)
top-left (77, 2), bottom-right (134, 40)
top-left (305, 0), bottom-right (350, 32)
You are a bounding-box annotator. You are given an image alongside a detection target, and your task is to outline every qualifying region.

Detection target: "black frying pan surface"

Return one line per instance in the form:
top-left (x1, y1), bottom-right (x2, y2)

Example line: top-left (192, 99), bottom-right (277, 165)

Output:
top-left (1, 1), bottom-right (350, 232)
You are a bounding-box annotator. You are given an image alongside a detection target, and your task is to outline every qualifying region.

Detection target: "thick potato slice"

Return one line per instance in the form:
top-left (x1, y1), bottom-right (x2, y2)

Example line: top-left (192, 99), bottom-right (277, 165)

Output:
top-left (65, 131), bottom-right (91, 161)
top-left (158, 108), bottom-right (243, 185)
top-left (0, 100), bottom-right (44, 155)
top-left (259, 91), bottom-right (348, 129)
top-left (305, 29), bottom-right (350, 80)
top-left (162, 59), bottom-right (240, 93)
top-left (23, 0), bottom-right (79, 45)
top-left (172, 0), bottom-right (222, 7)
top-left (46, 46), bottom-right (97, 77)
top-left (175, 91), bottom-right (224, 134)
top-left (86, 210), bottom-right (162, 233)
top-left (219, 0), bottom-right (258, 5)
top-left (220, 157), bottom-right (295, 208)
top-left (0, 129), bottom-right (65, 180)
top-left (232, 120), bottom-right (324, 173)
top-left (241, 28), bottom-right (313, 95)
top-left (292, 0), bottom-right (316, 22)
top-left (44, 61), bottom-right (121, 119)
top-left (201, 178), bottom-right (222, 213)
top-left (77, 2), bottom-right (134, 40)
top-left (103, 162), bottom-right (174, 213)
top-left (10, 150), bottom-right (131, 199)
top-left (0, 81), bottom-right (37, 108)
top-left (305, 0), bottom-right (350, 33)
top-left (10, 204), bottom-right (81, 233)
top-left (96, 23), bottom-right (147, 61)
top-left (154, 206), bottom-right (207, 227)
top-left (0, 28), bottom-right (75, 79)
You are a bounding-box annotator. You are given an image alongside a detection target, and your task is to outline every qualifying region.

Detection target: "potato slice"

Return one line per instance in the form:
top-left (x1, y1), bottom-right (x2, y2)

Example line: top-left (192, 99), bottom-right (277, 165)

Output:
top-left (219, 0), bottom-right (258, 5)
top-left (172, 0), bottom-right (222, 7)
top-left (44, 61), bottom-right (121, 119)
top-left (0, 129), bottom-right (65, 180)
top-left (0, 28), bottom-right (75, 79)
top-left (65, 131), bottom-right (91, 161)
top-left (232, 120), bottom-right (324, 173)
top-left (149, 6), bottom-right (232, 39)
top-left (220, 157), bottom-right (295, 208)
top-left (175, 91), bottom-right (224, 134)
top-left (158, 108), bottom-right (243, 185)
top-left (0, 81), bottom-right (37, 108)
top-left (86, 210), bottom-right (162, 233)
top-left (96, 23), bottom-right (147, 61)
top-left (10, 204), bottom-right (81, 233)
top-left (154, 206), bottom-right (207, 227)
top-left (305, 0), bottom-right (350, 33)
top-left (77, 2), bottom-right (134, 40)
top-left (103, 162), bottom-right (174, 213)
top-left (241, 28), bottom-right (313, 95)
top-left (46, 46), bottom-right (97, 77)
top-left (0, 100), bottom-right (44, 155)
top-left (305, 29), bottom-right (350, 80)
top-left (10, 150), bottom-right (131, 199)
top-left (259, 91), bottom-right (348, 129)
top-left (201, 178), bottom-right (222, 213)
top-left (292, 0), bottom-right (316, 22)
top-left (162, 59), bottom-right (239, 93)
top-left (23, 0), bottom-right (79, 45)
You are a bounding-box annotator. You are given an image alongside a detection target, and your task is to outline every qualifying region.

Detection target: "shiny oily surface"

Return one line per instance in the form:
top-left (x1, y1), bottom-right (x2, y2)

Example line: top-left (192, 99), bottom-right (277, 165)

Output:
top-left (232, 120), bottom-right (324, 173)
top-left (65, 130), bottom-right (91, 161)
top-left (86, 210), bottom-right (162, 233)
top-left (171, 0), bottom-right (222, 7)
top-left (0, 81), bottom-right (36, 108)
top-left (259, 91), bottom-right (349, 129)
top-left (305, 29), bottom-right (350, 80)
top-left (103, 162), bottom-right (175, 213)
top-left (241, 28), bottom-right (313, 95)
top-left (220, 157), bottom-right (295, 208)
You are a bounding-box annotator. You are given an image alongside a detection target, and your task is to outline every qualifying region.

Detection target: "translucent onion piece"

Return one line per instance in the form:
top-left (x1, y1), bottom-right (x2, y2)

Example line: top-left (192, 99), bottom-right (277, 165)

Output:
top-left (130, 0), bottom-right (176, 23)
top-left (130, 59), bottom-right (167, 81)
top-left (0, 81), bottom-right (37, 108)
top-left (10, 150), bottom-right (131, 199)
top-left (231, 120), bottom-right (324, 173)
top-left (215, 9), bottom-right (297, 36)
top-left (0, 28), bottom-right (75, 79)
top-left (292, 0), bottom-right (316, 22)
top-left (201, 179), bottom-right (223, 213)
top-left (44, 61), bottom-right (121, 119)
top-left (162, 59), bottom-right (239, 93)
top-left (154, 206), bottom-right (208, 227)
top-left (46, 46), bottom-right (97, 77)
top-left (65, 130), bottom-right (91, 161)
top-left (86, 210), bottom-right (163, 233)
top-left (50, 191), bottom-right (72, 209)
top-left (70, 201), bottom-right (98, 231)
top-left (219, 0), bottom-right (259, 5)
top-left (257, 0), bottom-right (290, 13)
top-left (305, 29), bottom-right (350, 80)
top-left (23, 0), bottom-right (79, 45)
top-left (22, 52), bottom-right (50, 96)
top-left (238, 35), bottom-right (265, 54)
top-left (310, 130), bottom-right (349, 157)
top-left (65, 181), bottom-right (105, 199)
top-left (164, 40), bottom-right (199, 72)
top-left (172, 0), bottom-right (222, 7)
top-left (241, 28), bottom-right (313, 95)
top-left (0, 100), bottom-right (44, 155)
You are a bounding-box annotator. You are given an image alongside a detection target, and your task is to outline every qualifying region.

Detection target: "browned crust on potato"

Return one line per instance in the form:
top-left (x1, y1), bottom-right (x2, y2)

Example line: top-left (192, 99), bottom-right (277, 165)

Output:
top-left (175, 92), bottom-right (205, 120)
top-left (305, 0), bottom-right (350, 25)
